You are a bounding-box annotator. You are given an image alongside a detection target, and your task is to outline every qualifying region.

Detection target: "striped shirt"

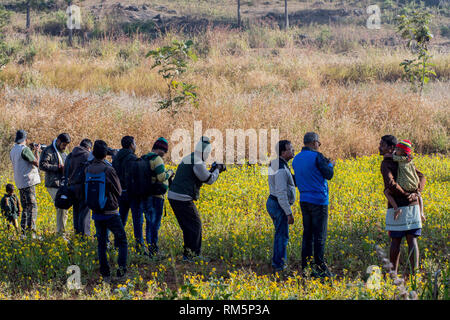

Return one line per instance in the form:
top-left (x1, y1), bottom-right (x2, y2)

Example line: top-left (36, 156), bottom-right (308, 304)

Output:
top-left (145, 152), bottom-right (170, 198)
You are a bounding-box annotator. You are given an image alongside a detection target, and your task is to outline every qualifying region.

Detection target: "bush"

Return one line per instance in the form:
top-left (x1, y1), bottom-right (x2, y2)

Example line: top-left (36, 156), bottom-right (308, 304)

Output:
top-left (440, 25), bottom-right (450, 38)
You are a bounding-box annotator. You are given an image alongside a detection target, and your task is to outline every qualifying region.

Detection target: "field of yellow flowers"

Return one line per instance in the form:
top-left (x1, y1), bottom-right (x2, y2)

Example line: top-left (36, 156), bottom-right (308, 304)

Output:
top-left (0, 154), bottom-right (448, 300)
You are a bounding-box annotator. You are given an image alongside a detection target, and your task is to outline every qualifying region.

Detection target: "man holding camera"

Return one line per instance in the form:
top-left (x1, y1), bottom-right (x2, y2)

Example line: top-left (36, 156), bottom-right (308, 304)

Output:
top-left (39, 133), bottom-right (71, 239)
top-left (168, 136), bottom-right (225, 262)
top-left (10, 130), bottom-right (41, 238)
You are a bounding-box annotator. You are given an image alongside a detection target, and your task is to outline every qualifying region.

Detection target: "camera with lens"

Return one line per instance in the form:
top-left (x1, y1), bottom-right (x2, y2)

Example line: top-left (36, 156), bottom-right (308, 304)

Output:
top-left (210, 161), bottom-right (226, 173)
top-left (29, 143), bottom-right (47, 152)
top-left (107, 147), bottom-right (119, 157)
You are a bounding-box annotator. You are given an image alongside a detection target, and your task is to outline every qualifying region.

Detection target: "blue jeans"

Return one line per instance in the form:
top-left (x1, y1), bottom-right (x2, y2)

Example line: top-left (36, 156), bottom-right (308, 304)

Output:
top-left (94, 214), bottom-right (128, 277)
top-left (266, 197), bottom-right (289, 270)
top-left (300, 201), bottom-right (328, 269)
top-left (141, 196), bottom-right (164, 254)
top-left (118, 190), bottom-right (144, 246)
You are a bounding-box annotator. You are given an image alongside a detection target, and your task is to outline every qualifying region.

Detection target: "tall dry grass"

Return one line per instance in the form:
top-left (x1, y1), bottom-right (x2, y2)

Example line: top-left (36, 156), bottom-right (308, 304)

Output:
top-left (0, 28), bottom-right (448, 170)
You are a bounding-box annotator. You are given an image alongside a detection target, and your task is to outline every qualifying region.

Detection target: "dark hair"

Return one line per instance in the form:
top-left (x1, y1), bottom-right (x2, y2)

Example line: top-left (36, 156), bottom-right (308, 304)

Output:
top-left (93, 140), bottom-right (108, 159)
top-left (276, 140), bottom-right (292, 156)
top-left (57, 133), bottom-right (71, 144)
top-left (381, 135), bottom-right (397, 147)
top-left (80, 138), bottom-right (93, 149)
top-left (121, 136), bottom-right (135, 149)
top-left (5, 184), bottom-right (14, 192)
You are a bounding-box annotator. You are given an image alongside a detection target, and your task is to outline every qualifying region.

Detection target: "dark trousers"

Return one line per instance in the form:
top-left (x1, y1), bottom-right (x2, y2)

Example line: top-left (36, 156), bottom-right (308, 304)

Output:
top-left (300, 201), bottom-right (328, 269)
top-left (169, 198), bottom-right (202, 257)
top-left (19, 186), bottom-right (38, 233)
top-left (118, 190), bottom-right (144, 246)
top-left (142, 196), bottom-right (164, 253)
top-left (94, 215), bottom-right (128, 277)
top-left (73, 198), bottom-right (91, 236)
top-left (266, 197), bottom-right (289, 270)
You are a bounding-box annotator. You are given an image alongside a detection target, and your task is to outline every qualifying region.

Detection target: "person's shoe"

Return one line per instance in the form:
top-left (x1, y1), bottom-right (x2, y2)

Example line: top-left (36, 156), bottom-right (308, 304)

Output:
top-left (116, 267), bottom-right (127, 280)
top-left (192, 255), bottom-right (210, 263)
top-left (315, 263), bottom-right (335, 278)
top-left (101, 275), bottom-right (112, 284)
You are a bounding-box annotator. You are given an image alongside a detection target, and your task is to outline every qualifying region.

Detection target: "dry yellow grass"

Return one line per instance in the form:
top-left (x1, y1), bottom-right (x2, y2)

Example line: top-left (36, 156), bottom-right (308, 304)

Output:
top-left (0, 29), bottom-right (448, 168)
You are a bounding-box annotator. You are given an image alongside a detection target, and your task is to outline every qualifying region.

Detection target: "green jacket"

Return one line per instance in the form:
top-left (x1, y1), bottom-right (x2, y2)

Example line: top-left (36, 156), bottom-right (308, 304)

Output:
top-left (1, 194), bottom-right (21, 219)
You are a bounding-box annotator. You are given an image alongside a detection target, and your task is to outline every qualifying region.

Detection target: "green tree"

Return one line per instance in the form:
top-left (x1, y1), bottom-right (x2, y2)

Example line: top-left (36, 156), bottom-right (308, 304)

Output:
top-left (396, 7), bottom-right (435, 95)
top-left (146, 40), bottom-right (199, 116)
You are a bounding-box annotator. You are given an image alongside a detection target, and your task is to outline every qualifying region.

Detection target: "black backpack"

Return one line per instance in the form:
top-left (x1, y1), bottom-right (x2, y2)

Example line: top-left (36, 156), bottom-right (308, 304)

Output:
top-left (128, 154), bottom-right (167, 200)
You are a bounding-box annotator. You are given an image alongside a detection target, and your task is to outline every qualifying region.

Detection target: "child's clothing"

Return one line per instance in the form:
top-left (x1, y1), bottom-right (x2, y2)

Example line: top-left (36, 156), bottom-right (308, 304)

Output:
top-left (1, 193), bottom-right (21, 222)
top-left (393, 154), bottom-right (420, 192)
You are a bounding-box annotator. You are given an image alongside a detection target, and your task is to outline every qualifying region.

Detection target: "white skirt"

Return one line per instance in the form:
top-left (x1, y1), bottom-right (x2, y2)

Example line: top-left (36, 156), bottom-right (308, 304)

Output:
top-left (385, 204), bottom-right (422, 231)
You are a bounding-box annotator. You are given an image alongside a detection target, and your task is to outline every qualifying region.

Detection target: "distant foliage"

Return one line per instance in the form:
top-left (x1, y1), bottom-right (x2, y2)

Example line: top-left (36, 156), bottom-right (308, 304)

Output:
top-left (396, 7), bottom-right (435, 95)
top-left (0, 6), bottom-right (11, 70)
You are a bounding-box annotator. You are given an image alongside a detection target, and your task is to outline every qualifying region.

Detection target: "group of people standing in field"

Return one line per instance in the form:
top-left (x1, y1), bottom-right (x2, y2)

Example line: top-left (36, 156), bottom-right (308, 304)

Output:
top-left (268, 133), bottom-right (426, 278)
top-left (3, 128), bottom-right (425, 281)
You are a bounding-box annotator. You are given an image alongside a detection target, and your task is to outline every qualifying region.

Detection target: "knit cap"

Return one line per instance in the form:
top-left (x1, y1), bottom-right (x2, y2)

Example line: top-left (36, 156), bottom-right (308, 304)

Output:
top-left (396, 139), bottom-right (412, 154)
top-left (152, 137), bottom-right (169, 153)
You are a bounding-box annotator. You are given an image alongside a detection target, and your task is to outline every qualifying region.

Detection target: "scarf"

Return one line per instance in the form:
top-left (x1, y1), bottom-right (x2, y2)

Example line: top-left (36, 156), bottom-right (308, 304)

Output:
top-left (53, 139), bottom-right (64, 166)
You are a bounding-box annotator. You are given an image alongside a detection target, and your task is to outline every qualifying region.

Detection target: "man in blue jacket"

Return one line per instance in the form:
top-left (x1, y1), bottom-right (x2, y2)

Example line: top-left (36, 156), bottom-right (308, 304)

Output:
top-left (292, 132), bottom-right (335, 278)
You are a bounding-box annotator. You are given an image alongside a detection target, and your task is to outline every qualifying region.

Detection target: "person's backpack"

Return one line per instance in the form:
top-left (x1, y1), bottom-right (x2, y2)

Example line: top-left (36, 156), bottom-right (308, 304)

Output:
top-left (128, 156), bottom-right (152, 200)
top-left (84, 167), bottom-right (108, 212)
top-left (128, 154), bottom-right (168, 199)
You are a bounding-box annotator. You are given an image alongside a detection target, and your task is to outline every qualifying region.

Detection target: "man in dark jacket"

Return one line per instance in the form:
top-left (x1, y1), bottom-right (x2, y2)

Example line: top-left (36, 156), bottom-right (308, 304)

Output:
top-left (65, 138), bottom-right (92, 236)
top-left (292, 132), bottom-right (335, 278)
top-left (111, 136), bottom-right (144, 252)
top-left (39, 133), bottom-right (71, 238)
top-left (88, 140), bottom-right (127, 281)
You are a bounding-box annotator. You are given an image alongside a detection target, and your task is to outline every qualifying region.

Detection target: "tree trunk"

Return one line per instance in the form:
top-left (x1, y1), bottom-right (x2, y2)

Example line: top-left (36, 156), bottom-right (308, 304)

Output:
top-left (26, 0), bottom-right (31, 42)
top-left (68, 0), bottom-right (73, 47)
top-left (285, 0), bottom-right (289, 30)
top-left (237, 0), bottom-right (241, 29)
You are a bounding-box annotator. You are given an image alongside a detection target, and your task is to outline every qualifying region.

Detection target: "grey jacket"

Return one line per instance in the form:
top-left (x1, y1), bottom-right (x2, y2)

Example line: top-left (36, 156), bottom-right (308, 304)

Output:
top-left (39, 144), bottom-right (67, 188)
top-left (10, 144), bottom-right (41, 190)
top-left (268, 157), bottom-right (296, 215)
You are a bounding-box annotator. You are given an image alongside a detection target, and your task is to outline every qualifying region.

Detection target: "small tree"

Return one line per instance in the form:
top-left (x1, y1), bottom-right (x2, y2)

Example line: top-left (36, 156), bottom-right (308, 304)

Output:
top-left (146, 40), bottom-right (199, 116)
top-left (396, 7), bottom-right (436, 95)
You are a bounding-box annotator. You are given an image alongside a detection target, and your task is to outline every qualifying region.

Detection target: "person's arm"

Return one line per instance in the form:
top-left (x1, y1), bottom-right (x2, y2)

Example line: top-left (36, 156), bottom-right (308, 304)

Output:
top-left (274, 170), bottom-right (293, 216)
top-left (152, 156), bottom-right (170, 183)
top-left (0, 197), bottom-right (6, 214)
top-left (380, 161), bottom-right (409, 197)
top-left (416, 168), bottom-right (426, 193)
top-left (21, 146), bottom-right (39, 167)
top-left (39, 148), bottom-right (59, 173)
top-left (108, 167), bottom-right (122, 198)
top-left (14, 195), bottom-right (21, 214)
top-left (316, 153), bottom-right (334, 180)
top-left (193, 162), bottom-right (219, 185)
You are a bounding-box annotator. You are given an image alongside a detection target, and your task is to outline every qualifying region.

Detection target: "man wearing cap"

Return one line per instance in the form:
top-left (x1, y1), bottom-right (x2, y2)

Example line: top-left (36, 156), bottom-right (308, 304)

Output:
top-left (39, 133), bottom-right (71, 238)
top-left (292, 132), bottom-right (335, 278)
top-left (10, 130), bottom-right (41, 237)
top-left (87, 140), bottom-right (127, 281)
top-left (168, 136), bottom-right (225, 261)
top-left (140, 137), bottom-right (174, 258)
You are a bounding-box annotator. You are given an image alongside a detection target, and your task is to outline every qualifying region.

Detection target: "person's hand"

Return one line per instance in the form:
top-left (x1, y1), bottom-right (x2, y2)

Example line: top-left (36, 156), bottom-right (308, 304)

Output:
top-left (407, 193), bottom-right (418, 202)
top-left (58, 164), bottom-right (64, 172)
top-left (218, 164), bottom-right (226, 173)
top-left (33, 144), bottom-right (41, 154)
top-left (287, 214), bottom-right (294, 225)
